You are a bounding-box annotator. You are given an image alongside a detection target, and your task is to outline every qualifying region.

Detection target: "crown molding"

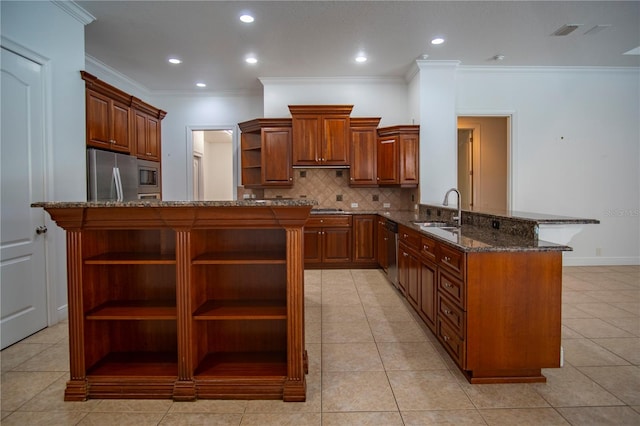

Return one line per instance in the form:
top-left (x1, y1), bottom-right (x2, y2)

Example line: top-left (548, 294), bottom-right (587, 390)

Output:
top-left (52, 1), bottom-right (95, 25)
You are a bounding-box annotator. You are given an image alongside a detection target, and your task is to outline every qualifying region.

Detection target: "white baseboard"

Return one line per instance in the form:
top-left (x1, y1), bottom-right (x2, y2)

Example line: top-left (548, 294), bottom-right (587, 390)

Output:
top-left (562, 256), bottom-right (640, 266)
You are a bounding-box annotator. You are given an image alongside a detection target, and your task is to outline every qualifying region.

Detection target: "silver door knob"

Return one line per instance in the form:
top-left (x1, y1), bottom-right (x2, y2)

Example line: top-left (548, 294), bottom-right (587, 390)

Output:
top-left (35, 225), bottom-right (48, 235)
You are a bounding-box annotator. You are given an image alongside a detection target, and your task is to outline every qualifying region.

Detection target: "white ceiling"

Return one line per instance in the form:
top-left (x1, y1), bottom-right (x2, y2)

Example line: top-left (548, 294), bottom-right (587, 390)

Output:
top-left (77, 1), bottom-right (640, 94)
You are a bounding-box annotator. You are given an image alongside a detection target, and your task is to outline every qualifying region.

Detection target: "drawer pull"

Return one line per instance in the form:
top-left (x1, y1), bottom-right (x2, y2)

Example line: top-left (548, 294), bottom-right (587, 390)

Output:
top-left (443, 256), bottom-right (451, 262)
top-left (444, 309), bottom-right (452, 315)
top-left (423, 244), bottom-right (429, 250)
top-left (443, 282), bottom-right (452, 288)
top-left (443, 335), bottom-right (450, 342)
top-left (403, 253), bottom-right (409, 257)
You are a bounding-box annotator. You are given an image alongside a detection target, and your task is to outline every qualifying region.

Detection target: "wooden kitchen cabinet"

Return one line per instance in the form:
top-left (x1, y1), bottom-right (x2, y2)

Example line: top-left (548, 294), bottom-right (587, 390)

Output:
top-left (395, 221), bottom-right (562, 384)
top-left (352, 215), bottom-right (377, 266)
top-left (289, 105), bottom-right (352, 166)
top-left (85, 88), bottom-right (132, 153)
top-left (41, 203), bottom-right (311, 402)
top-left (376, 217), bottom-right (389, 272)
top-left (376, 125), bottom-right (419, 187)
top-left (304, 215), bottom-right (352, 267)
top-left (349, 117), bottom-right (381, 187)
top-left (81, 71), bottom-right (166, 158)
top-left (239, 119), bottom-right (293, 188)
top-left (132, 97), bottom-right (166, 162)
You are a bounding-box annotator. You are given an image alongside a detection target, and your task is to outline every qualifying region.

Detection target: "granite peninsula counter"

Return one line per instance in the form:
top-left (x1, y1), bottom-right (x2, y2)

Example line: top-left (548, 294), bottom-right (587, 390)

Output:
top-left (33, 200), bottom-right (316, 401)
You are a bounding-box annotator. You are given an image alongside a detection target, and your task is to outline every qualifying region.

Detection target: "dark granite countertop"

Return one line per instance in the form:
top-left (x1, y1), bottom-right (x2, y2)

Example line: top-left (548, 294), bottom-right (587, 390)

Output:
top-left (32, 199), bottom-right (319, 208)
top-left (310, 209), bottom-right (572, 253)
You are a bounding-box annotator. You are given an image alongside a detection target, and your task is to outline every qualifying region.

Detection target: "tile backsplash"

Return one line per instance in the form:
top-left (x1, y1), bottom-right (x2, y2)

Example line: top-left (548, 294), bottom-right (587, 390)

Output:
top-left (256, 168), bottom-right (416, 211)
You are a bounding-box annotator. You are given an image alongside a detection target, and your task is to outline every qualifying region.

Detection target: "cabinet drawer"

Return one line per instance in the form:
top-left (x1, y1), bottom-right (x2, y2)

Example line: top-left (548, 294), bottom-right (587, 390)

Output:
top-left (306, 215), bottom-right (351, 227)
top-left (439, 244), bottom-right (465, 278)
top-left (420, 236), bottom-right (437, 262)
top-left (437, 318), bottom-right (465, 367)
top-left (438, 271), bottom-right (465, 307)
top-left (438, 293), bottom-right (465, 337)
top-left (398, 226), bottom-right (420, 250)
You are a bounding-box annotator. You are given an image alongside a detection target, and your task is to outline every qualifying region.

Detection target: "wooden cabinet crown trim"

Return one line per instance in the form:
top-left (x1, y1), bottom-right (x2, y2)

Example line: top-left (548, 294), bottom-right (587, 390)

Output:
top-left (377, 125), bottom-right (420, 136)
top-left (239, 118), bottom-right (293, 133)
top-left (80, 71), bottom-right (166, 119)
top-left (288, 105), bottom-right (354, 116)
top-left (350, 117), bottom-right (381, 128)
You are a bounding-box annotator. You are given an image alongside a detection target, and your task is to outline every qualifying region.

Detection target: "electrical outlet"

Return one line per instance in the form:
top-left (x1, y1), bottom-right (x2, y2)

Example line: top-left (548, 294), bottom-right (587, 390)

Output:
top-left (383, 203), bottom-right (390, 208)
top-left (351, 202), bottom-right (358, 208)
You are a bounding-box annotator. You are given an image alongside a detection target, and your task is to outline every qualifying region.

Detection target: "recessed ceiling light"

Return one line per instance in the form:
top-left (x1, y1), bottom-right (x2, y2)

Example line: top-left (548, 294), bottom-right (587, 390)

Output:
top-left (196, 82), bottom-right (206, 88)
top-left (245, 57), bottom-right (258, 64)
top-left (431, 37), bottom-right (445, 45)
top-left (239, 14), bottom-right (254, 23)
top-left (355, 54), bottom-right (367, 63)
top-left (168, 58), bottom-right (182, 64)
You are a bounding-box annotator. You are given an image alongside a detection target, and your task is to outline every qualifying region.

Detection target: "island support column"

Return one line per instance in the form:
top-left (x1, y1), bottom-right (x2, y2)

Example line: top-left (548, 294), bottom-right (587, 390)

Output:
top-left (283, 226), bottom-right (306, 401)
top-left (173, 229), bottom-right (196, 400)
top-left (64, 230), bottom-right (89, 401)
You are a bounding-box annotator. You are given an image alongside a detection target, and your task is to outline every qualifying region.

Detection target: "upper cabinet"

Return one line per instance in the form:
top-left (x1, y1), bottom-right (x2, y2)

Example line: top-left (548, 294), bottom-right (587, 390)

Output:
top-left (132, 98), bottom-right (167, 162)
top-left (81, 71), bottom-right (166, 159)
top-left (377, 125), bottom-right (419, 187)
top-left (289, 105), bottom-right (352, 167)
top-left (239, 118), bottom-right (294, 188)
top-left (84, 82), bottom-right (132, 153)
top-left (349, 117), bottom-right (381, 187)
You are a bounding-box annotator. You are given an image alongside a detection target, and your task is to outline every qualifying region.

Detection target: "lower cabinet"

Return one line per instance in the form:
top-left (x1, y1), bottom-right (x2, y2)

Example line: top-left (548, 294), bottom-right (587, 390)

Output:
top-left (304, 215), bottom-right (352, 266)
top-left (396, 224), bottom-right (562, 384)
top-left (304, 214), bottom-right (379, 269)
top-left (42, 205), bottom-right (310, 402)
top-left (352, 215), bottom-right (378, 266)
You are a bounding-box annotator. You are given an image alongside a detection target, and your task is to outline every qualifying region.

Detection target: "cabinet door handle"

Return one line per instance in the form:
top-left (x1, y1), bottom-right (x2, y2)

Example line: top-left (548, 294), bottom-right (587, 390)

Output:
top-left (403, 253), bottom-right (408, 257)
top-left (443, 334), bottom-right (450, 342)
top-left (444, 309), bottom-right (452, 315)
top-left (423, 245), bottom-right (429, 250)
top-left (443, 256), bottom-right (451, 262)
top-left (443, 282), bottom-right (452, 288)
top-left (35, 225), bottom-right (48, 235)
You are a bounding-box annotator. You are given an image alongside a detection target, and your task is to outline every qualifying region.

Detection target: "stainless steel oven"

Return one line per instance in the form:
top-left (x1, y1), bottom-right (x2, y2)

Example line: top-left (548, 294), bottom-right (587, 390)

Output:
top-left (137, 159), bottom-right (160, 194)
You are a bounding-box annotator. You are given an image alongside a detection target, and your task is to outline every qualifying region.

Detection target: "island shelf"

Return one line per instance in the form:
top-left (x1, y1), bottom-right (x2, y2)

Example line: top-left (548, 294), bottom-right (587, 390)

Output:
top-left (35, 202), bottom-right (312, 402)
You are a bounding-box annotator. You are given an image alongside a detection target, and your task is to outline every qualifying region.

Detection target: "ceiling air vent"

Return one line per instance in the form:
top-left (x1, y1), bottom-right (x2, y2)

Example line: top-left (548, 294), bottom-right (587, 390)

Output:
top-left (552, 24), bottom-right (580, 36)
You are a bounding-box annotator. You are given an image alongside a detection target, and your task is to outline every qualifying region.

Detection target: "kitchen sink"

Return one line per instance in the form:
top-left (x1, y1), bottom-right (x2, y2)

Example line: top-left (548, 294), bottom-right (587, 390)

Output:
top-left (413, 221), bottom-right (451, 227)
top-left (413, 221), bottom-right (460, 232)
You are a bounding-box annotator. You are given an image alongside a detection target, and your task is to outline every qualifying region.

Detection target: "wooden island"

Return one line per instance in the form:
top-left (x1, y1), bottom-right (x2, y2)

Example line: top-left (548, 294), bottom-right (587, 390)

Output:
top-left (34, 200), bottom-right (315, 401)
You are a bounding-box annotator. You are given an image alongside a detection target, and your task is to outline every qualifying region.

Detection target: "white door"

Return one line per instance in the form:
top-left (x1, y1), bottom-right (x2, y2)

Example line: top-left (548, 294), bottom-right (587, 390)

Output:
top-left (1, 47), bottom-right (48, 349)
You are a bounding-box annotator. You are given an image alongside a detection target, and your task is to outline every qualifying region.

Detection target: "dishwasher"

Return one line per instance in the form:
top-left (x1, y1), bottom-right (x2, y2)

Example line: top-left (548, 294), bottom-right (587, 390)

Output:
top-left (385, 220), bottom-right (399, 288)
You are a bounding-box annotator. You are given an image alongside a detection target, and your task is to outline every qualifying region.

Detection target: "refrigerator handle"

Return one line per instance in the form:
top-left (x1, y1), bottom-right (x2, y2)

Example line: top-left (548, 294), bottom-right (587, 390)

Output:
top-left (113, 167), bottom-right (124, 202)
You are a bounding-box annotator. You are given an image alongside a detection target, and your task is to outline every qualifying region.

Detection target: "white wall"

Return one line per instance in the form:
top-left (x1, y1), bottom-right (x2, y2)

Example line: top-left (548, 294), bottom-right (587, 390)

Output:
top-left (203, 132), bottom-right (233, 200)
top-left (456, 67), bottom-right (640, 265)
top-left (1, 0), bottom-right (90, 322)
top-left (261, 77), bottom-right (409, 126)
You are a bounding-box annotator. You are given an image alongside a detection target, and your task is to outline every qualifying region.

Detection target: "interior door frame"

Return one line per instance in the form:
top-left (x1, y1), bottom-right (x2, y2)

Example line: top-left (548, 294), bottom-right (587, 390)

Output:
top-left (185, 124), bottom-right (238, 201)
top-left (457, 110), bottom-right (515, 211)
top-left (1, 37), bottom-right (61, 326)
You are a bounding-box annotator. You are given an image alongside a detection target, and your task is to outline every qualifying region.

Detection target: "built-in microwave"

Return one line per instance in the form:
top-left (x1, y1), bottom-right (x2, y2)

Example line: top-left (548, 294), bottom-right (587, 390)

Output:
top-left (137, 159), bottom-right (161, 194)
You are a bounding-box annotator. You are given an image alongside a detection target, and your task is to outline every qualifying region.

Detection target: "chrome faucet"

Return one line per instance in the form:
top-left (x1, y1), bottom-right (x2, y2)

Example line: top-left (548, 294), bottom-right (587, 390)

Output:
top-left (443, 188), bottom-right (462, 227)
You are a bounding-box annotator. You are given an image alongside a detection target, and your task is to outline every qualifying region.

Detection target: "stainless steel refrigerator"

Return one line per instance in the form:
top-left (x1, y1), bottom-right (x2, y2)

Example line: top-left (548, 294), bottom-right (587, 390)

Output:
top-left (87, 148), bottom-right (138, 202)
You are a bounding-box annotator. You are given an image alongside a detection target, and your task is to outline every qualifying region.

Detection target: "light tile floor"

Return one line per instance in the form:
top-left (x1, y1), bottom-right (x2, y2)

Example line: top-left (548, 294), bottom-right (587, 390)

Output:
top-left (1, 266), bottom-right (639, 425)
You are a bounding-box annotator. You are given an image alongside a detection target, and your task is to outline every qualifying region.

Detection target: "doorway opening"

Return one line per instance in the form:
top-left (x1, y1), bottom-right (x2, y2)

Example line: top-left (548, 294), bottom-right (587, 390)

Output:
top-left (457, 116), bottom-right (510, 212)
top-left (190, 129), bottom-right (235, 201)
